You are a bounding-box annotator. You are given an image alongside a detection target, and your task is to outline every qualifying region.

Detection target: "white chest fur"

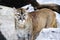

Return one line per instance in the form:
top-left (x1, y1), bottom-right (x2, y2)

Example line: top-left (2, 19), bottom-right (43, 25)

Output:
top-left (16, 26), bottom-right (30, 38)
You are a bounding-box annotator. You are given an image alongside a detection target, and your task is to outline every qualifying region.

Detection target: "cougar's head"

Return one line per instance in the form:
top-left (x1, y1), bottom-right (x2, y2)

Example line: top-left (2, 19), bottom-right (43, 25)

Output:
top-left (14, 7), bottom-right (29, 25)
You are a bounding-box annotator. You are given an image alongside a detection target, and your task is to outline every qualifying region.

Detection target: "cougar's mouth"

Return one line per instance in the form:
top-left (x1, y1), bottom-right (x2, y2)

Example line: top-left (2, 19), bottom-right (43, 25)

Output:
top-left (18, 24), bottom-right (26, 29)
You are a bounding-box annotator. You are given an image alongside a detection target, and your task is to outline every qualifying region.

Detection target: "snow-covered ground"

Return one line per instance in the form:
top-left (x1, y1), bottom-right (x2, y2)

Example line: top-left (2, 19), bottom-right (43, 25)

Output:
top-left (36, 28), bottom-right (60, 40)
top-left (0, 2), bottom-right (60, 40)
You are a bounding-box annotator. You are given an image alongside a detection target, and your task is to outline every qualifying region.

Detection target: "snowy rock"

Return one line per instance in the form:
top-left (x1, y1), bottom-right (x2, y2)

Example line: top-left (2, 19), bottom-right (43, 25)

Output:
top-left (0, 5), bottom-right (18, 40)
top-left (36, 0), bottom-right (60, 5)
top-left (36, 28), bottom-right (60, 40)
top-left (22, 4), bottom-right (34, 12)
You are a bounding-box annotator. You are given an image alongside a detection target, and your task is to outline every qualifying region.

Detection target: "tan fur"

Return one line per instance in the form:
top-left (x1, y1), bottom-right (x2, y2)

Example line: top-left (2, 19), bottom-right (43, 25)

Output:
top-left (15, 8), bottom-right (57, 40)
top-left (29, 8), bottom-right (57, 40)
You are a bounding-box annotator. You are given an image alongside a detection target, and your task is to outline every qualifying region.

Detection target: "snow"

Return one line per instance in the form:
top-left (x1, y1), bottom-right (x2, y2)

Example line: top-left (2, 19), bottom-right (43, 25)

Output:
top-left (0, 5), bottom-right (18, 40)
top-left (21, 4), bottom-right (34, 12)
top-left (36, 0), bottom-right (60, 5)
top-left (55, 12), bottom-right (60, 28)
top-left (36, 28), bottom-right (60, 40)
top-left (0, 2), bottom-right (60, 40)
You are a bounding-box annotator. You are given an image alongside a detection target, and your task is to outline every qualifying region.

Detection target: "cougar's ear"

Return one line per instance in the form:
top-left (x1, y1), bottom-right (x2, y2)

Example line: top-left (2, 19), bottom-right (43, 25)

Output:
top-left (13, 7), bottom-right (17, 11)
top-left (13, 7), bottom-right (18, 16)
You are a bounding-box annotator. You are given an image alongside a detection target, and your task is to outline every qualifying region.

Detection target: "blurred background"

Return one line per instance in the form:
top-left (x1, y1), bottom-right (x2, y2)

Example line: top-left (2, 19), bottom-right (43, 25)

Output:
top-left (0, 0), bottom-right (60, 40)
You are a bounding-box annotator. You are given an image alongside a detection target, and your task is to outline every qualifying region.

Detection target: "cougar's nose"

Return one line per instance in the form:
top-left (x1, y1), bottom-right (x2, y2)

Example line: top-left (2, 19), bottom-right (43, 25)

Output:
top-left (18, 17), bottom-right (21, 21)
top-left (19, 17), bottom-right (24, 21)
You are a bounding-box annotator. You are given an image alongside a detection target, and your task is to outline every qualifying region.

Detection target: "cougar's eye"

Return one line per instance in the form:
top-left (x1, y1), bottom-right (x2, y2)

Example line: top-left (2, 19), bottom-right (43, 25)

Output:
top-left (24, 15), bottom-right (25, 16)
top-left (18, 14), bottom-right (20, 16)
